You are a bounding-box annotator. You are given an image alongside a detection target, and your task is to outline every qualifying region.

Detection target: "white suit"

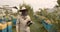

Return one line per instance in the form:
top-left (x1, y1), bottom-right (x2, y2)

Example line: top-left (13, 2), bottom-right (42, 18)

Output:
top-left (16, 15), bottom-right (32, 32)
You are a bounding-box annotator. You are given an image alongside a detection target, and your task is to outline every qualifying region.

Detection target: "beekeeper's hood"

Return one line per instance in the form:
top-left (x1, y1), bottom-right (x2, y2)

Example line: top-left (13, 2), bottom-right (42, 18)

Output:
top-left (20, 7), bottom-right (28, 12)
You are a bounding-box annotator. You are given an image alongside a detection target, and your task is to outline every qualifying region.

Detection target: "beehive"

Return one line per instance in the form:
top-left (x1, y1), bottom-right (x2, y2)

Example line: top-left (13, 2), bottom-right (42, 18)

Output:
top-left (0, 23), bottom-right (7, 32)
top-left (12, 19), bottom-right (17, 25)
top-left (7, 22), bottom-right (12, 32)
top-left (0, 19), bottom-right (2, 23)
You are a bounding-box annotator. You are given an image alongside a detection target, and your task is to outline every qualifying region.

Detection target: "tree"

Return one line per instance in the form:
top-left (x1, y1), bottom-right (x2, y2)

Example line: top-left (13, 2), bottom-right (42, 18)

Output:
top-left (57, 0), bottom-right (60, 6)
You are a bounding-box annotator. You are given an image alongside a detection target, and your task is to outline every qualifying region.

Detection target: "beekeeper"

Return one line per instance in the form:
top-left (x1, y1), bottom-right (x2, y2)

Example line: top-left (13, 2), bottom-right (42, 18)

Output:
top-left (16, 7), bottom-right (33, 32)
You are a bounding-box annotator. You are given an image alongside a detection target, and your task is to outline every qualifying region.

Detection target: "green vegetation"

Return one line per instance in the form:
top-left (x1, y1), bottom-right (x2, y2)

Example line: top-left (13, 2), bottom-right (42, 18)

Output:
top-left (3, 2), bottom-right (60, 32)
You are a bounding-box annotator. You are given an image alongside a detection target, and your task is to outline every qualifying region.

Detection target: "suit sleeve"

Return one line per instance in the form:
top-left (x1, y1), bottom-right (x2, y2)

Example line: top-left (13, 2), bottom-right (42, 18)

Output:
top-left (26, 16), bottom-right (33, 26)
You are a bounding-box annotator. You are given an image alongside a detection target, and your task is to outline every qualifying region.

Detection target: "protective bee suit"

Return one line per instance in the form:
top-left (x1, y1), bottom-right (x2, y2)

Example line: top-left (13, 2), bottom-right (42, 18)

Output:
top-left (16, 7), bottom-right (33, 32)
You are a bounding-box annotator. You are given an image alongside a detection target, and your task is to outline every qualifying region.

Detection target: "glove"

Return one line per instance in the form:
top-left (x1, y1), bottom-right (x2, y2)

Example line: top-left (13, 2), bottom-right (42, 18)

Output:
top-left (27, 21), bottom-right (33, 26)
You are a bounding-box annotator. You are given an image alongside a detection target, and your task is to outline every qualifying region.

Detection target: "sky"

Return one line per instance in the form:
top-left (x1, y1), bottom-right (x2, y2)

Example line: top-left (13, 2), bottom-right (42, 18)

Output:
top-left (0, 0), bottom-right (58, 12)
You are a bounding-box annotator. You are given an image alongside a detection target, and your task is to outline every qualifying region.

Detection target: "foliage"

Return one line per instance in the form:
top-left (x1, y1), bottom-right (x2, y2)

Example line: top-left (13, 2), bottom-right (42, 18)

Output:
top-left (57, 0), bottom-right (60, 6)
top-left (12, 2), bottom-right (60, 32)
top-left (36, 7), bottom-right (60, 32)
top-left (19, 3), bottom-right (47, 32)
